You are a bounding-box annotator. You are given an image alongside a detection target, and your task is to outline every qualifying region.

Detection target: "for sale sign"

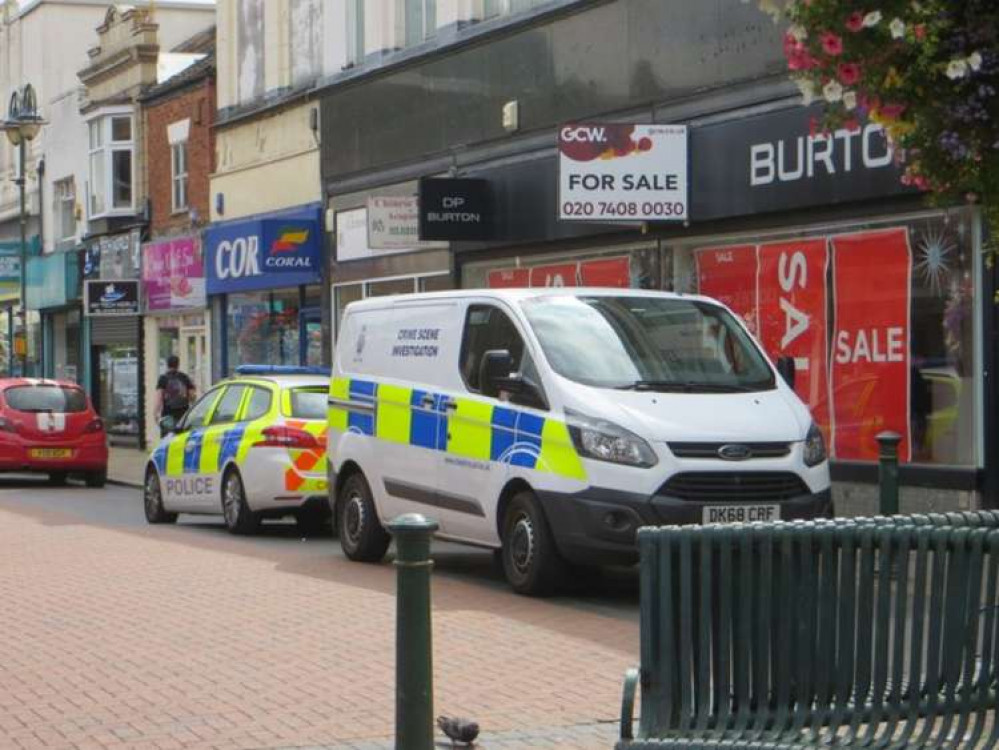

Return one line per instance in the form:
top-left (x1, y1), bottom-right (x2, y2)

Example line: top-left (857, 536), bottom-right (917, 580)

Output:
top-left (558, 123), bottom-right (688, 222)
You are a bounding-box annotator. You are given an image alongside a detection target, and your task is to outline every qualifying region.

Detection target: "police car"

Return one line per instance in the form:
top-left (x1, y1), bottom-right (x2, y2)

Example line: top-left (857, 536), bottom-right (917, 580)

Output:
top-left (144, 366), bottom-right (330, 533)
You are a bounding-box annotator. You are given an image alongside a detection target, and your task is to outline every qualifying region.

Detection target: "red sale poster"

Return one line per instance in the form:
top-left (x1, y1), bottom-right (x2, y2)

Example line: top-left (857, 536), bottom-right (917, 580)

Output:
top-left (695, 245), bottom-right (759, 334)
top-left (579, 256), bottom-right (631, 287)
top-left (830, 228), bottom-right (911, 461)
top-left (758, 239), bottom-right (830, 440)
top-left (530, 263), bottom-right (579, 288)
top-left (488, 268), bottom-right (530, 288)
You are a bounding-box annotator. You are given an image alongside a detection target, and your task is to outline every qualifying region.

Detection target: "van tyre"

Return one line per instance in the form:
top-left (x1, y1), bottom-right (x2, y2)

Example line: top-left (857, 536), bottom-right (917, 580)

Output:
top-left (501, 491), bottom-right (568, 596)
top-left (85, 469), bottom-right (107, 488)
top-left (144, 468), bottom-right (177, 524)
top-left (338, 473), bottom-right (389, 562)
top-left (222, 469), bottom-right (259, 535)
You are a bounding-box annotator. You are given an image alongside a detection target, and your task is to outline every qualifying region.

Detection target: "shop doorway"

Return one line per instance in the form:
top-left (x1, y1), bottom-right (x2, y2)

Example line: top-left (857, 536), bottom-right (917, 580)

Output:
top-left (179, 326), bottom-right (209, 395)
top-left (93, 344), bottom-right (140, 445)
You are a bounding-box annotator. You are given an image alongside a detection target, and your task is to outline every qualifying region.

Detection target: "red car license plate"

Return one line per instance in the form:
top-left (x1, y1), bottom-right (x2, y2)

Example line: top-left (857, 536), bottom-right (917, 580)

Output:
top-left (29, 448), bottom-right (74, 459)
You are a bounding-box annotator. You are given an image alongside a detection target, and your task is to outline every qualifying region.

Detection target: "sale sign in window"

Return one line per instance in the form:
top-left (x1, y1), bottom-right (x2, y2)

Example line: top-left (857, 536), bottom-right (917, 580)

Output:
top-left (695, 245), bottom-right (759, 335)
top-left (830, 228), bottom-right (912, 461)
top-left (758, 239), bottom-right (830, 441)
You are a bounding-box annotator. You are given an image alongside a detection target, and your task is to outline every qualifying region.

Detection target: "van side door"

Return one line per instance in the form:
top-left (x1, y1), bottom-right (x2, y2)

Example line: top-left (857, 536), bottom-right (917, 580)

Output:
top-left (437, 302), bottom-right (545, 544)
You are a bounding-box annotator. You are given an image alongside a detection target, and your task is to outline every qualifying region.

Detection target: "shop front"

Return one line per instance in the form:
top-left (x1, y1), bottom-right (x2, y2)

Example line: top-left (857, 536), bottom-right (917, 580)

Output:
top-left (23, 245), bottom-right (79, 381)
top-left (0, 243), bottom-right (19, 376)
top-left (84, 230), bottom-right (144, 447)
top-left (455, 103), bottom-right (992, 512)
top-left (330, 185), bottom-right (453, 342)
top-left (141, 235), bottom-right (209, 445)
top-left (204, 205), bottom-right (324, 375)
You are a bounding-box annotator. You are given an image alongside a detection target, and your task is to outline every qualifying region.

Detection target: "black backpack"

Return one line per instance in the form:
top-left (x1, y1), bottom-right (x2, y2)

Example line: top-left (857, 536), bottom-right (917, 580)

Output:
top-left (163, 372), bottom-right (189, 412)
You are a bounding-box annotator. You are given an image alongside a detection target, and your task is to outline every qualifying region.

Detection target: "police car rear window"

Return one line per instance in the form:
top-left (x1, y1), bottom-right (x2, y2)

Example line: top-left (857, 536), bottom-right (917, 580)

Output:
top-left (288, 388), bottom-right (326, 419)
top-left (5, 386), bottom-right (87, 413)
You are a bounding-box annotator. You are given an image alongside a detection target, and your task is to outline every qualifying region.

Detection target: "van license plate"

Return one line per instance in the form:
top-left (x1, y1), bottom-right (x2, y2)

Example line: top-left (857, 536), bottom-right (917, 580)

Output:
top-left (30, 448), bottom-right (73, 459)
top-left (703, 504), bottom-right (780, 524)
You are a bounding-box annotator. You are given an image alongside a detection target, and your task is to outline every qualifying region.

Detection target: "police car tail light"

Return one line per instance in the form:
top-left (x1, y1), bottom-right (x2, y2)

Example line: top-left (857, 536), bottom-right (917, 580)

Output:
top-left (254, 426), bottom-right (320, 449)
top-left (83, 417), bottom-right (104, 434)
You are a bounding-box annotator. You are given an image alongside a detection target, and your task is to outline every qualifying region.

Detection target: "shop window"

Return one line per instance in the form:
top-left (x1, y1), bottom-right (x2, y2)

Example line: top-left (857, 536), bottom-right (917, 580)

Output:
top-left (420, 273), bottom-right (453, 292)
top-left (368, 277), bottom-right (417, 297)
top-left (334, 284), bottom-right (363, 342)
top-left (404, 0), bottom-right (436, 47)
top-left (669, 211), bottom-right (979, 467)
top-left (227, 289), bottom-right (301, 371)
top-left (54, 177), bottom-right (76, 242)
top-left (87, 111), bottom-right (134, 217)
top-left (171, 142), bottom-right (188, 213)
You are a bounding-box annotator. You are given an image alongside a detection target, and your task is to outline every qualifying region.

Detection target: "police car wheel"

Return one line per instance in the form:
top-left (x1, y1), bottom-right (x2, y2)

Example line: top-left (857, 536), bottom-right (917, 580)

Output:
top-left (501, 491), bottom-right (567, 596)
top-left (337, 473), bottom-right (389, 562)
top-left (222, 469), bottom-right (259, 535)
top-left (144, 469), bottom-right (177, 524)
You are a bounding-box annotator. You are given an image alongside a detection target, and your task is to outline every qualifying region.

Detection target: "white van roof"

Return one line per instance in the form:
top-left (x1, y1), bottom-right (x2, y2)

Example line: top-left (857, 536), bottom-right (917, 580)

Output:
top-left (343, 287), bottom-right (719, 312)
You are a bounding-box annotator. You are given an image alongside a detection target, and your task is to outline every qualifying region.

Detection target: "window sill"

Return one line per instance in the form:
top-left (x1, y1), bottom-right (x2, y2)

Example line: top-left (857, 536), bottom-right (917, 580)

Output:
top-left (89, 208), bottom-right (136, 220)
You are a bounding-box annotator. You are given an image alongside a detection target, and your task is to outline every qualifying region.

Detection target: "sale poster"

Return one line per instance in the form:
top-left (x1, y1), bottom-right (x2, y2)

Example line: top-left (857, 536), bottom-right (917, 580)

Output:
top-left (487, 268), bottom-right (530, 288)
top-left (757, 239), bottom-right (830, 440)
top-left (579, 256), bottom-right (630, 287)
top-left (830, 228), bottom-right (911, 461)
top-left (529, 263), bottom-right (579, 288)
top-left (695, 245), bottom-right (759, 334)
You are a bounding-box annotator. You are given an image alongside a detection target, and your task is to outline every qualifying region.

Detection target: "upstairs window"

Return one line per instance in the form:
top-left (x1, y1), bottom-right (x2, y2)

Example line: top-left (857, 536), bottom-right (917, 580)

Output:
top-left (87, 112), bottom-right (134, 217)
top-left (404, 0), bottom-right (436, 47)
top-left (346, 0), bottom-right (365, 66)
top-left (171, 142), bottom-right (188, 213)
top-left (54, 177), bottom-right (76, 242)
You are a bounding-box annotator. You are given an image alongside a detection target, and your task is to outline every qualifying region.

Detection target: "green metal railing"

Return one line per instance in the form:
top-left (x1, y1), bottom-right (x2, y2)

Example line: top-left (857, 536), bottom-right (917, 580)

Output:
top-left (619, 512), bottom-right (999, 749)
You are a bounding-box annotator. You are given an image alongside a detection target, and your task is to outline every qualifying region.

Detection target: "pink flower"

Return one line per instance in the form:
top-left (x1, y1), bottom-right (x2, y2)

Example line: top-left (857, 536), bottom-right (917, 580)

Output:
top-left (914, 24), bottom-right (926, 40)
top-left (784, 32), bottom-right (818, 70)
top-left (845, 11), bottom-right (865, 32)
top-left (913, 175), bottom-right (929, 191)
top-left (838, 62), bottom-right (861, 85)
top-left (821, 32), bottom-right (844, 56)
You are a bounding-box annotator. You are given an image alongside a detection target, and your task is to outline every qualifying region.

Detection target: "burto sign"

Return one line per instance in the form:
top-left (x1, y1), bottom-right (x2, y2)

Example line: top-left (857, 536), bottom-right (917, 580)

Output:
top-left (558, 123), bottom-right (688, 222)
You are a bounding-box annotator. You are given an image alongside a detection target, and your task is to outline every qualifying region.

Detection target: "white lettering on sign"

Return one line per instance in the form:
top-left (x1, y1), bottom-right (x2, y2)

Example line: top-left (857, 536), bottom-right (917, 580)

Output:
top-left (215, 236), bottom-right (261, 280)
top-left (560, 125), bottom-right (607, 143)
top-left (834, 327), bottom-right (905, 364)
top-left (750, 123), bottom-right (894, 186)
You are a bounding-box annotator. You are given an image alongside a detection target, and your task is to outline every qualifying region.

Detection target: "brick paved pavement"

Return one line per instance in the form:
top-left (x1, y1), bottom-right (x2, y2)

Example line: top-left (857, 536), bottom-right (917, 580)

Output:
top-left (0, 504), bottom-right (637, 749)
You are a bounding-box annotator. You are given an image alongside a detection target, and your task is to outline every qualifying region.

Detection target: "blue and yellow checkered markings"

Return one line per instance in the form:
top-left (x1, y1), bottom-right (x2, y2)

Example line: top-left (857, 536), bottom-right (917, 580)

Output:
top-left (218, 425), bottom-right (245, 469)
top-left (347, 379), bottom-right (376, 436)
top-left (182, 429), bottom-right (206, 474)
top-left (328, 376), bottom-right (587, 481)
top-left (151, 443), bottom-right (168, 474)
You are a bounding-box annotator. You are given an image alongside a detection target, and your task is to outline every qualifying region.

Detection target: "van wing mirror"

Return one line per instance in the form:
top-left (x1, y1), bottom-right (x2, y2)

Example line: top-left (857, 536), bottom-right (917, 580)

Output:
top-left (776, 356), bottom-right (796, 389)
top-left (479, 350), bottom-right (514, 397)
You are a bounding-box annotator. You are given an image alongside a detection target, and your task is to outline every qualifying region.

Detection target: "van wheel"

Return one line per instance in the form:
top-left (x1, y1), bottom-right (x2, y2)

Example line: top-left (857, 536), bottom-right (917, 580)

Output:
top-left (222, 469), bottom-right (259, 535)
top-left (144, 468), bottom-right (177, 524)
top-left (338, 473), bottom-right (389, 562)
top-left (501, 491), bottom-right (567, 596)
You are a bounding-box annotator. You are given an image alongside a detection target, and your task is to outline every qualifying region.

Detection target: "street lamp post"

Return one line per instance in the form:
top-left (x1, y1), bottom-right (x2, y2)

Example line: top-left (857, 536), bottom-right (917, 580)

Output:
top-left (2, 84), bottom-right (44, 376)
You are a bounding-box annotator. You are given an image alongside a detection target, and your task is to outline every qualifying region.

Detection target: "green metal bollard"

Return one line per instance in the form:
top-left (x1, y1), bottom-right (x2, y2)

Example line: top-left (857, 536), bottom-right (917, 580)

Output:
top-left (387, 513), bottom-right (439, 750)
top-left (876, 431), bottom-right (902, 516)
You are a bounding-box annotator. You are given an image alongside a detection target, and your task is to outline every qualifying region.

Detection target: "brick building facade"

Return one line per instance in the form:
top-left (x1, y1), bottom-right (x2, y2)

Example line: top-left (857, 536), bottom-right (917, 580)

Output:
top-left (143, 55), bottom-right (216, 235)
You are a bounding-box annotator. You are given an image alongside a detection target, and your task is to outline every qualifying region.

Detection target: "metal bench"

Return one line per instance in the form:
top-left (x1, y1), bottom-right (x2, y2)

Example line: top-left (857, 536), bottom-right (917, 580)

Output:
top-left (618, 513), bottom-right (999, 749)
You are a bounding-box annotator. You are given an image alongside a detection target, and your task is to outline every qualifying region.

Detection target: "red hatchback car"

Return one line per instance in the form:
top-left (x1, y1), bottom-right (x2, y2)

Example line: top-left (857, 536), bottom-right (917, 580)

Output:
top-left (0, 378), bottom-right (108, 487)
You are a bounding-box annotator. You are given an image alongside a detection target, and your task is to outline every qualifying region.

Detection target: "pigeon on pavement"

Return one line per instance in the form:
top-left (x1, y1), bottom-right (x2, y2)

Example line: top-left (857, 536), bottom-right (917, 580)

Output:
top-left (437, 715), bottom-right (480, 745)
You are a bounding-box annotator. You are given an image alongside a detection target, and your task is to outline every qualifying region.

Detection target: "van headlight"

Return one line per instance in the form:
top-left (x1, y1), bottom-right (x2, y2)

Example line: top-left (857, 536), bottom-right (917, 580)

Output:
top-left (566, 409), bottom-right (658, 468)
top-left (803, 422), bottom-right (827, 467)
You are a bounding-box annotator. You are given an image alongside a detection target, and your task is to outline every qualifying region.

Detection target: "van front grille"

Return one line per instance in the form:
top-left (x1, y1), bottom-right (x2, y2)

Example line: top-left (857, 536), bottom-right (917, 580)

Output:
top-left (659, 472), bottom-right (810, 502)
top-left (668, 442), bottom-right (791, 459)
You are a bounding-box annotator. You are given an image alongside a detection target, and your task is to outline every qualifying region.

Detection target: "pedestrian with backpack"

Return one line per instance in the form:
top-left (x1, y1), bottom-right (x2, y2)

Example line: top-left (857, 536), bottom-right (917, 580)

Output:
top-left (156, 355), bottom-right (195, 436)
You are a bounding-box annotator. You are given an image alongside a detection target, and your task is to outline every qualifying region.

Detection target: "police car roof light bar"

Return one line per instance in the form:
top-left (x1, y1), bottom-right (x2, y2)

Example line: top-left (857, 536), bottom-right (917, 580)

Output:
top-left (234, 365), bottom-right (332, 377)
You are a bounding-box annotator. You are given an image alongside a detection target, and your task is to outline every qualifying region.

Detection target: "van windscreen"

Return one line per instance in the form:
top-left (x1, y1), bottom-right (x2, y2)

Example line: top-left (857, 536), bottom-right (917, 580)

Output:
top-left (5, 386), bottom-right (88, 413)
top-left (521, 295), bottom-right (775, 392)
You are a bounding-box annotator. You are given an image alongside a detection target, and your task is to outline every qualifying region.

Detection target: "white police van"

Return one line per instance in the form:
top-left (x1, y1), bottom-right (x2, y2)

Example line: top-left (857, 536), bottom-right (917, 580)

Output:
top-left (327, 289), bottom-right (831, 595)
